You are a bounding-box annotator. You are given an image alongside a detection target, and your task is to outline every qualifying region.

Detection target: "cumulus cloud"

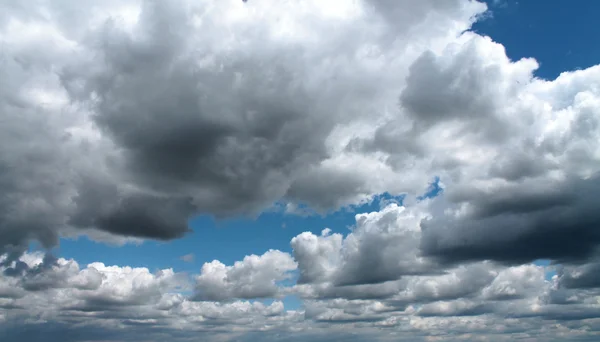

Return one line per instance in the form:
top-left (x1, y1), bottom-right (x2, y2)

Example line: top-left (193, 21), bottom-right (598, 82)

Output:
top-left (0, 251), bottom-right (301, 341)
top-left (408, 52), bottom-right (600, 264)
top-left (0, 236), bottom-right (598, 341)
top-left (291, 202), bottom-right (438, 292)
top-left (193, 249), bottom-right (296, 301)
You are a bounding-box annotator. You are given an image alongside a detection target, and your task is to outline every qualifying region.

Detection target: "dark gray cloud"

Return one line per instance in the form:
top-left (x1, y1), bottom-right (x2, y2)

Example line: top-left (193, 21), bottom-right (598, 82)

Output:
top-left (70, 181), bottom-right (195, 240)
top-left (421, 174), bottom-right (600, 264)
top-left (557, 261), bottom-right (600, 289)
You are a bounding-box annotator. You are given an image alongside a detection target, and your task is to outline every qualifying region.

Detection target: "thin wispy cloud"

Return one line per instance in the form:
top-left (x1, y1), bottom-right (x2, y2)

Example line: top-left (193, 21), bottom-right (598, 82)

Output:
top-left (180, 253), bottom-right (195, 263)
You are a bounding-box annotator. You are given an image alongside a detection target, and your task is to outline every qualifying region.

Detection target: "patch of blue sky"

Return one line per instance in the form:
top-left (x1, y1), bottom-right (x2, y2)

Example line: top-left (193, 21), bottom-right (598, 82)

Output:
top-left (417, 177), bottom-right (444, 201)
top-left (472, 0), bottom-right (600, 80)
top-left (277, 270), bottom-right (302, 310)
top-left (533, 259), bottom-right (557, 281)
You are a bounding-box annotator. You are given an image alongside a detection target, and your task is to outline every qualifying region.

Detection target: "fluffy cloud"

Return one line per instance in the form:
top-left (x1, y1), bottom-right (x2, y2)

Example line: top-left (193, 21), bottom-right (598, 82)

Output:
top-left (291, 202), bottom-right (436, 292)
top-left (0, 252), bottom-right (187, 311)
top-left (0, 234), bottom-right (598, 341)
top-left (290, 203), bottom-right (549, 311)
top-left (193, 249), bottom-right (296, 301)
top-left (0, 251), bottom-right (302, 341)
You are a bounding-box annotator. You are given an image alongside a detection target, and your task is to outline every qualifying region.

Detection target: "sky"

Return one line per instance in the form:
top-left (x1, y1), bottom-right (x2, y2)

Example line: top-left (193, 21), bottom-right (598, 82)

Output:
top-left (1, 0), bottom-right (600, 341)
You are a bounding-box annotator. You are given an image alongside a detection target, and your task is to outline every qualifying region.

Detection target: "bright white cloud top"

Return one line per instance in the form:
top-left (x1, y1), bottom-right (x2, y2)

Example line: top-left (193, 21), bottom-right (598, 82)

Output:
top-left (1, 0), bottom-right (600, 341)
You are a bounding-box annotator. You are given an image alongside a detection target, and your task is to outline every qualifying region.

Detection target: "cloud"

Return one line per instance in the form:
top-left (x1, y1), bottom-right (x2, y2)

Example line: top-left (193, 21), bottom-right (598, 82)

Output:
top-left (0, 251), bottom-right (301, 341)
top-left (556, 260), bottom-right (600, 290)
top-left (193, 249), bottom-right (296, 301)
top-left (481, 264), bottom-right (547, 300)
top-left (179, 254), bottom-right (194, 263)
top-left (416, 299), bottom-right (493, 317)
top-left (0, 0), bottom-right (487, 252)
top-left (0, 240), bottom-right (596, 341)
top-left (291, 202), bottom-right (439, 292)
top-left (421, 174), bottom-right (600, 264)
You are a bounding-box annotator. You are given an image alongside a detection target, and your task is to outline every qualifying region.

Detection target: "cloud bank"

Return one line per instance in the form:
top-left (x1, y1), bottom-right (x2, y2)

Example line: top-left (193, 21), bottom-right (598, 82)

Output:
top-left (1, 207), bottom-right (600, 341)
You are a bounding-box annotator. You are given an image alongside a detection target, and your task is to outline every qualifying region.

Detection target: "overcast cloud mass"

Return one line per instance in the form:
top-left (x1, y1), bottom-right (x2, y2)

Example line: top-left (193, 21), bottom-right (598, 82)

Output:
top-left (1, 0), bottom-right (600, 341)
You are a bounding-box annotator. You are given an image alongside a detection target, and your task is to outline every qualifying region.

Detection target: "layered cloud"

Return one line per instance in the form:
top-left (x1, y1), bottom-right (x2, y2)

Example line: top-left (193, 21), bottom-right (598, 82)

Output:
top-left (2, 205), bottom-right (600, 341)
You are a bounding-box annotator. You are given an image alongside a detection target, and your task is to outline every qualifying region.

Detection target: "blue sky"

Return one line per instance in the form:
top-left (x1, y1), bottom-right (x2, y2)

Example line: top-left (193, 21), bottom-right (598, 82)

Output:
top-left (473, 0), bottom-right (600, 80)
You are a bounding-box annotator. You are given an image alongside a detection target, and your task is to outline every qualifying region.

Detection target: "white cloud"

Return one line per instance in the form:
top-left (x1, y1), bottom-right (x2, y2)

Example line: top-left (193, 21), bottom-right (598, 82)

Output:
top-left (0, 239), bottom-right (593, 341)
top-left (193, 249), bottom-right (297, 301)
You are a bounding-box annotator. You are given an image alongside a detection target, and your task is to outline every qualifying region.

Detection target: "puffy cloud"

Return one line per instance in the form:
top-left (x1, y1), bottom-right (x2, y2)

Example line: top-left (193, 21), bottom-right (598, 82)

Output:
top-left (292, 203), bottom-right (435, 290)
top-left (0, 252), bottom-right (187, 312)
top-left (481, 264), bottom-right (547, 301)
top-left (0, 251), bottom-right (298, 340)
top-left (291, 229), bottom-right (343, 284)
top-left (0, 246), bottom-right (597, 341)
top-left (73, 262), bottom-right (185, 309)
top-left (334, 204), bottom-right (436, 285)
top-left (304, 298), bottom-right (395, 323)
top-left (193, 249), bottom-right (296, 301)
top-left (416, 299), bottom-right (492, 317)
top-left (342, 24), bottom-right (600, 266)
top-left (403, 43), bottom-right (600, 264)
top-left (394, 263), bottom-right (499, 305)
top-left (291, 202), bottom-right (511, 304)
